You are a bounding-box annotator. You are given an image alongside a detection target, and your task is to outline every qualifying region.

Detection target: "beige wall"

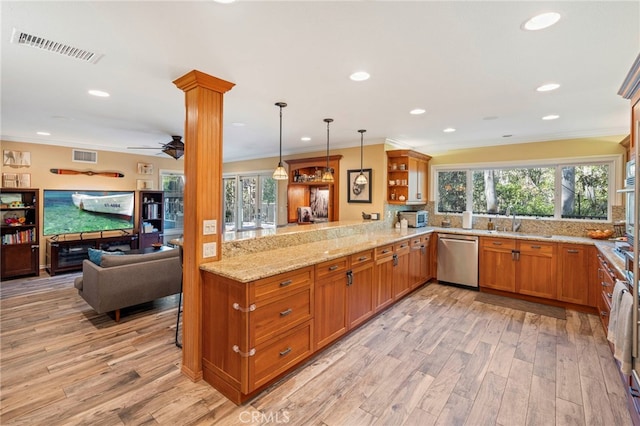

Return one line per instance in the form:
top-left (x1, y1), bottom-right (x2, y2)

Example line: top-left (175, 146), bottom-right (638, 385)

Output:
top-left (429, 135), bottom-right (627, 166)
top-left (223, 143), bottom-right (388, 225)
top-left (2, 134), bottom-right (628, 269)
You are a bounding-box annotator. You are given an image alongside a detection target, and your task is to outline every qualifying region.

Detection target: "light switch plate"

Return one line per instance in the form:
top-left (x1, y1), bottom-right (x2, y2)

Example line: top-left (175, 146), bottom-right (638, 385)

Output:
top-left (203, 219), bottom-right (217, 235)
top-left (203, 242), bottom-right (217, 258)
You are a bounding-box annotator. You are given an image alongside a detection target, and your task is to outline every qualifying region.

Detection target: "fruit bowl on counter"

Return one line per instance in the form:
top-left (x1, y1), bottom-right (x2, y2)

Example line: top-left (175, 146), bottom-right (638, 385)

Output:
top-left (586, 229), bottom-right (614, 239)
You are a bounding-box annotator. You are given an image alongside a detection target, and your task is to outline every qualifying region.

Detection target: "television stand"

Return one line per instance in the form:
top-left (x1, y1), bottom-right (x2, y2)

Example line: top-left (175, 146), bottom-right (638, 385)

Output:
top-left (45, 234), bottom-right (139, 276)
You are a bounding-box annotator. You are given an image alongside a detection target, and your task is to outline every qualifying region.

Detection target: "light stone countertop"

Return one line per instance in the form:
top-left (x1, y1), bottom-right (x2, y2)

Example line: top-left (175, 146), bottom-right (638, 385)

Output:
top-left (201, 227), bottom-right (433, 282)
top-left (201, 224), bottom-right (622, 283)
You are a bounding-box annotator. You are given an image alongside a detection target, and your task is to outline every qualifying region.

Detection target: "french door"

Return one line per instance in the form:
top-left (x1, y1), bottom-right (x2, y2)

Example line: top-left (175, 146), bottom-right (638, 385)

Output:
top-left (223, 174), bottom-right (277, 232)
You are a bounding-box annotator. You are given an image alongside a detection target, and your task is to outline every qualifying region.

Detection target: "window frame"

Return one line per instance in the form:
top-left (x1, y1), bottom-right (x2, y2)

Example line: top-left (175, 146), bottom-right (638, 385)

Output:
top-left (431, 154), bottom-right (623, 222)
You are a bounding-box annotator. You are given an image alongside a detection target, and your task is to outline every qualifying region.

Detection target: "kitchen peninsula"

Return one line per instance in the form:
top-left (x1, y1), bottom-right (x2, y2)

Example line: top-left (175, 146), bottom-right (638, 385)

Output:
top-left (200, 220), bottom-right (621, 404)
top-left (200, 220), bottom-right (436, 403)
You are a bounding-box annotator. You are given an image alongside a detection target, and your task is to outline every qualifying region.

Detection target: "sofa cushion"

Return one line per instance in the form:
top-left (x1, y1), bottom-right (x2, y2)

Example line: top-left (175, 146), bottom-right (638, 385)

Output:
top-left (88, 248), bottom-right (124, 266)
top-left (100, 248), bottom-right (178, 267)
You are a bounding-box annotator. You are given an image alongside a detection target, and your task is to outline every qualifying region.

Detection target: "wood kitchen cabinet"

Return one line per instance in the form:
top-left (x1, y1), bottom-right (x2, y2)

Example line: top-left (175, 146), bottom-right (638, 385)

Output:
top-left (374, 244), bottom-right (395, 311)
top-left (387, 150), bottom-right (431, 205)
top-left (479, 236), bottom-right (556, 299)
top-left (479, 237), bottom-right (517, 292)
top-left (347, 250), bottom-right (375, 329)
top-left (516, 240), bottom-right (557, 299)
top-left (409, 234), bottom-right (431, 289)
top-left (393, 239), bottom-right (411, 299)
top-left (202, 266), bottom-right (314, 403)
top-left (314, 256), bottom-right (349, 350)
top-left (286, 155), bottom-right (342, 223)
top-left (595, 251), bottom-right (620, 331)
top-left (557, 244), bottom-right (596, 306)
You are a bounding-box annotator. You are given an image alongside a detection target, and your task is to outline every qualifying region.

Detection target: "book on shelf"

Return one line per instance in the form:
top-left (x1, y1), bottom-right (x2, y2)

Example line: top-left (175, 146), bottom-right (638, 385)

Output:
top-left (2, 228), bottom-right (35, 245)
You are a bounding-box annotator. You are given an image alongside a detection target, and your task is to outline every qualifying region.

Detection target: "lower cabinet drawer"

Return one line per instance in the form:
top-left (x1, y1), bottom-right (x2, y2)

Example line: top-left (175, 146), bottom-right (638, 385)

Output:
top-left (250, 321), bottom-right (313, 391)
top-left (252, 288), bottom-right (312, 345)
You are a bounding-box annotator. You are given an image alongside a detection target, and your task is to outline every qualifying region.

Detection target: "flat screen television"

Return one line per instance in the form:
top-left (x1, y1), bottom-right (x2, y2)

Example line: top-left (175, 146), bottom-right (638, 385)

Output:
top-left (43, 190), bottom-right (135, 236)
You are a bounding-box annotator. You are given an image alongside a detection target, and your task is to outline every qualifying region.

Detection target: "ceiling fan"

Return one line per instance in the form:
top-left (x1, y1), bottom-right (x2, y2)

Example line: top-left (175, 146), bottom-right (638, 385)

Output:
top-left (128, 136), bottom-right (184, 160)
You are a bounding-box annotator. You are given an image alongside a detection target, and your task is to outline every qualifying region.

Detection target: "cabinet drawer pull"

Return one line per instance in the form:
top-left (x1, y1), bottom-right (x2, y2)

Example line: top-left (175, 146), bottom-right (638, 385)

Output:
top-left (530, 245), bottom-right (541, 249)
top-left (601, 281), bottom-right (609, 287)
top-left (279, 347), bottom-right (292, 357)
top-left (492, 242), bottom-right (503, 246)
top-left (400, 244), bottom-right (407, 248)
top-left (413, 239), bottom-right (420, 244)
top-left (567, 249), bottom-right (579, 254)
top-left (607, 292), bottom-right (613, 299)
top-left (381, 249), bottom-right (391, 254)
top-left (328, 265), bottom-right (339, 271)
top-left (280, 308), bottom-right (292, 317)
top-left (601, 311), bottom-right (608, 317)
top-left (358, 256), bottom-right (368, 262)
top-left (279, 279), bottom-right (292, 287)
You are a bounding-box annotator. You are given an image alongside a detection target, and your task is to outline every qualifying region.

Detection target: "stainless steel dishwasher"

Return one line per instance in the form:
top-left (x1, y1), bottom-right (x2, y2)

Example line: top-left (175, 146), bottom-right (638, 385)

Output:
top-left (437, 233), bottom-right (479, 288)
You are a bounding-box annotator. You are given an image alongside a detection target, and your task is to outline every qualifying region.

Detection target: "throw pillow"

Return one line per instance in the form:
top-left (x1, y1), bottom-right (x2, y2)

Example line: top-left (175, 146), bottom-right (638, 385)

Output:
top-left (87, 248), bottom-right (124, 266)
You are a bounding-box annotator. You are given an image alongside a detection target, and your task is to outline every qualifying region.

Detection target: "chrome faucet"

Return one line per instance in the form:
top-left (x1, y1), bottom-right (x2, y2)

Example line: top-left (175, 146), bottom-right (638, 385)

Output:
top-left (506, 206), bottom-right (521, 232)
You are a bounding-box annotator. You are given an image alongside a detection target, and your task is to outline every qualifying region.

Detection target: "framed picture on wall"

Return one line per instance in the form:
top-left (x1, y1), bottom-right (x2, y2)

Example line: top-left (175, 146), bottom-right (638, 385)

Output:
top-left (2, 173), bottom-right (30, 188)
top-left (136, 179), bottom-right (154, 190)
top-left (137, 162), bottom-right (153, 175)
top-left (3, 150), bottom-right (31, 167)
top-left (347, 169), bottom-right (372, 203)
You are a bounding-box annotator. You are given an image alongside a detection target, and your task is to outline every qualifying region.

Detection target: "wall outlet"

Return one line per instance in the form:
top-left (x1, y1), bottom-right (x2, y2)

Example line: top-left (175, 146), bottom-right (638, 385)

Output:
top-left (203, 219), bottom-right (217, 235)
top-left (203, 242), bottom-right (217, 258)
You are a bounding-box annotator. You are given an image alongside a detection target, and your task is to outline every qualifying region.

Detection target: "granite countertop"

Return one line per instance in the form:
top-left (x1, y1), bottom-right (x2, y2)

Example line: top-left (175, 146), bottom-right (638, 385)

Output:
top-left (201, 227), bottom-right (433, 282)
top-left (201, 224), bottom-right (624, 283)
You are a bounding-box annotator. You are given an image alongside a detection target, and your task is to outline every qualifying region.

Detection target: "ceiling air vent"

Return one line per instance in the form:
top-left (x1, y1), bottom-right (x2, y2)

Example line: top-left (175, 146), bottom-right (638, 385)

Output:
top-left (72, 149), bottom-right (98, 164)
top-left (10, 28), bottom-right (104, 64)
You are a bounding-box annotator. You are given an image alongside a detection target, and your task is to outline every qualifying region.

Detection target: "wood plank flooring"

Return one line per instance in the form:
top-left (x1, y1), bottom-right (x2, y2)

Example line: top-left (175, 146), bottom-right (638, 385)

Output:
top-left (0, 272), bottom-right (633, 425)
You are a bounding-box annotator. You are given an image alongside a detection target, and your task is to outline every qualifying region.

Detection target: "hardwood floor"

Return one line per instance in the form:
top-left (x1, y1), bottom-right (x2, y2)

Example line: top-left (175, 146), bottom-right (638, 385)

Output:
top-left (0, 272), bottom-right (633, 425)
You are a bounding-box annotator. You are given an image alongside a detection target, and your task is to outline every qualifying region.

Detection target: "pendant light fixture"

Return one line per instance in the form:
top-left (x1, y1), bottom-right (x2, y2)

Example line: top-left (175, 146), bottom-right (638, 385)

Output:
top-left (321, 118), bottom-right (334, 182)
top-left (355, 129), bottom-right (368, 185)
top-left (272, 102), bottom-right (288, 180)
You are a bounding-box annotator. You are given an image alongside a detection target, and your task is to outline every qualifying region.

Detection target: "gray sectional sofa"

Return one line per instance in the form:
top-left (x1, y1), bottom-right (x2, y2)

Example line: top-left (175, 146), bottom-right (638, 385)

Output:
top-left (74, 248), bottom-right (182, 321)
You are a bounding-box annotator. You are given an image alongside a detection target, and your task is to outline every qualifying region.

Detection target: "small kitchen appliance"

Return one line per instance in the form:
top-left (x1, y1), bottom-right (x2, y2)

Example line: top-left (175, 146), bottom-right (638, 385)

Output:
top-left (399, 210), bottom-right (428, 228)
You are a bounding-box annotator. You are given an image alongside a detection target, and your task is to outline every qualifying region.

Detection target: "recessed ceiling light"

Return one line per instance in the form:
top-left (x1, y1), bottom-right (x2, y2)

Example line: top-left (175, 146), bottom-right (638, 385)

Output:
top-left (443, 128), bottom-right (456, 133)
top-left (542, 114), bottom-right (560, 120)
top-left (231, 122), bottom-right (245, 127)
top-left (503, 134), bottom-right (513, 138)
top-left (36, 131), bottom-right (50, 136)
top-left (483, 116), bottom-right (499, 121)
top-left (409, 108), bottom-right (426, 115)
top-left (301, 137), bottom-right (311, 142)
top-left (349, 71), bottom-right (370, 82)
top-left (522, 12), bottom-right (561, 31)
top-left (88, 89), bottom-right (109, 97)
top-left (213, 0), bottom-right (236, 3)
top-left (536, 83), bottom-right (560, 92)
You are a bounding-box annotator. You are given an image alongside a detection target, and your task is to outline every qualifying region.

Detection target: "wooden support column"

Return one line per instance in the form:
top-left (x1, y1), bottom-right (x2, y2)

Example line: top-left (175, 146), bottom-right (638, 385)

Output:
top-left (173, 70), bottom-right (235, 380)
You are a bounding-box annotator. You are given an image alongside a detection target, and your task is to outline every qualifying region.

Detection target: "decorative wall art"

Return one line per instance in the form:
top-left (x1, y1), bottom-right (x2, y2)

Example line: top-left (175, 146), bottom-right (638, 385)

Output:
top-left (49, 168), bottom-right (125, 178)
top-left (347, 168), bottom-right (372, 203)
top-left (3, 150), bottom-right (31, 167)
top-left (137, 162), bottom-right (153, 175)
top-left (2, 173), bottom-right (31, 188)
top-left (136, 179), bottom-right (154, 190)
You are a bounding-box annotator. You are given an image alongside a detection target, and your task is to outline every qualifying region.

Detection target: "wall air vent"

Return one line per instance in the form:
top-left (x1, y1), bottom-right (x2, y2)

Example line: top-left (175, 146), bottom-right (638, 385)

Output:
top-left (72, 149), bottom-right (98, 164)
top-left (10, 28), bottom-right (104, 64)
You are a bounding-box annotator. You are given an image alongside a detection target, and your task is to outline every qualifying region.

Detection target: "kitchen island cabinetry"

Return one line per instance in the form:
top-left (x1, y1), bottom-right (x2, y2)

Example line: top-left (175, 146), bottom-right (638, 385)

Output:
top-left (202, 266), bottom-right (314, 403)
top-left (314, 256), bottom-right (349, 350)
top-left (347, 250), bottom-right (375, 329)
